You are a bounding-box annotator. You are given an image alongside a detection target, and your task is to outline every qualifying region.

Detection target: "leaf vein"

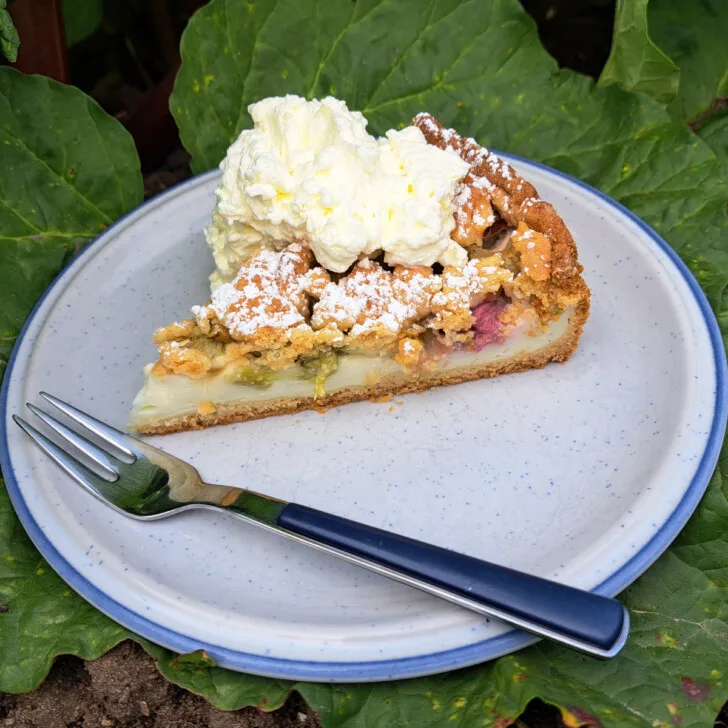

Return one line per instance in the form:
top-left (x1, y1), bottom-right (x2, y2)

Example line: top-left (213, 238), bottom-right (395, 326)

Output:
top-left (306, 0), bottom-right (392, 99)
top-left (0, 197), bottom-right (45, 236)
top-left (236, 0), bottom-right (282, 133)
top-left (362, 0), bottom-right (436, 110)
top-left (0, 127), bottom-right (112, 225)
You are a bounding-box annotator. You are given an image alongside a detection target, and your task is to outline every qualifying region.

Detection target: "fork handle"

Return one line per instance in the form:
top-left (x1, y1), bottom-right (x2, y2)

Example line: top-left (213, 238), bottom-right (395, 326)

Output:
top-left (277, 503), bottom-right (629, 658)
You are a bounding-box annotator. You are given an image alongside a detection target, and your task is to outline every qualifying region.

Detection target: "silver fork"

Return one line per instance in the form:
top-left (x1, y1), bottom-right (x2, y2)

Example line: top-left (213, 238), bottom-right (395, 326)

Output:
top-left (14, 392), bottom-right (629, 659)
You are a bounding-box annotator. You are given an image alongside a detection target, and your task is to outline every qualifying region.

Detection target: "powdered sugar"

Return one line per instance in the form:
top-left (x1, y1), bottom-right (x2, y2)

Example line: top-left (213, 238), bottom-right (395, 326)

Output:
top-left (414, 113), bottom-right (459, 149)
top-left (197, 246), bottom-right (309, 339)
top-left (431, 258), bottom-right (509, 314)
top-left (521, 197), bottom-right (543, 212)
top-left (471, 175), bottom-right (496, 193)
top-left (311, 261), bottom-right (440, 336)
top-left (454, 184), bottom-right (472, 207)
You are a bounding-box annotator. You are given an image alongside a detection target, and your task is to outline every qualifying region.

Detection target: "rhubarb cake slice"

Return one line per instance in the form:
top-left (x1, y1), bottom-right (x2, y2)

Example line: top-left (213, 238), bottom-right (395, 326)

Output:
top-left (129, 98), bottom-right (589, 434)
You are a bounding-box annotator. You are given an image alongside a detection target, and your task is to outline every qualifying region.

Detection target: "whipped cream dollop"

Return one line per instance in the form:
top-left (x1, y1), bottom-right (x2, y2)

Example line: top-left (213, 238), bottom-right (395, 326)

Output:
top-left (206, 95), bottom-right (470, 285)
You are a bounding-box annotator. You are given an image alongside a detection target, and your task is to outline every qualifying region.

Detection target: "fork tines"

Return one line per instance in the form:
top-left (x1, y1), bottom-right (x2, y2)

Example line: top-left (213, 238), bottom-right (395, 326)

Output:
top-left (13, 393), bottom-right (137, 489)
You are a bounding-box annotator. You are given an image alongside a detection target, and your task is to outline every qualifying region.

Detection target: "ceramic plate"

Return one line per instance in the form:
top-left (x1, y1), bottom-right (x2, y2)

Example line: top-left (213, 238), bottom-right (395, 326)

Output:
top-left (1, 158), bottom-right (726, 682)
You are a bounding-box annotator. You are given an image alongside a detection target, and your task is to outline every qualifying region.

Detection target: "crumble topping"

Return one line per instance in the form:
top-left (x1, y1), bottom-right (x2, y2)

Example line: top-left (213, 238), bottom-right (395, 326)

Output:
top-left (511, 222), bottom-right (551, 282)
top-left (195, 244), bottom-right (311, 341)
top-left (309, 260), bottom-right (441, 350)
top-left (413, 112), bottom-right (583, 285)
top-left (395, 336), bottom-right (424, 368)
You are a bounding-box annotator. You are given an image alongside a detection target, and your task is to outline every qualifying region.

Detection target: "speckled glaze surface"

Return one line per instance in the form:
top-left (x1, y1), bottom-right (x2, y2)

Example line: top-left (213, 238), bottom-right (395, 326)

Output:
top-left (1, 158), bottom-right (725, 682)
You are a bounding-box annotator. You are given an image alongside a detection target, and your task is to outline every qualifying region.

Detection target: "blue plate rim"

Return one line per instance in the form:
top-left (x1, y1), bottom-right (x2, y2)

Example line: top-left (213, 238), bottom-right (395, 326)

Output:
top-left (1, 158), bottom-right (726, 682)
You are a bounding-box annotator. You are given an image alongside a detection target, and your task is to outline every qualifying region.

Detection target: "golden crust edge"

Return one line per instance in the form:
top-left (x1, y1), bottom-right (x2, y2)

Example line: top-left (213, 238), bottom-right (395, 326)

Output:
top-left (131, 299), bottom-right (588, 435)
top-left (411, 113), bottom-right (590, 301)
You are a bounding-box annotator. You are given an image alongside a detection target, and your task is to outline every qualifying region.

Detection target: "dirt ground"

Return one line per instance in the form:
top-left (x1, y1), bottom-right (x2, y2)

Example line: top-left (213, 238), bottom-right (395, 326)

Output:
top-left (0, 641), bottom-right (320, 728)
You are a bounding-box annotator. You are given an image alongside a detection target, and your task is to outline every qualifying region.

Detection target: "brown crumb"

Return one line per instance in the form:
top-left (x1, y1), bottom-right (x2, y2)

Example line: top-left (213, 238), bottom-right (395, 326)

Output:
top-left (412, 112), bottom-right (586, 287)
top-left (512, 221), bottom-right (552, 281)
top-left (220, 488), bottom-right (240, 507)
top-left (394, 336), bottom-right (423, 368)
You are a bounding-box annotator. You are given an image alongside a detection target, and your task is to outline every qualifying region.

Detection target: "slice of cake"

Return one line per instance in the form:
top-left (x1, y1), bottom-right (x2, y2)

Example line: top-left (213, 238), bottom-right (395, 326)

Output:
top-left (129, 97), bottom-right (589, 434)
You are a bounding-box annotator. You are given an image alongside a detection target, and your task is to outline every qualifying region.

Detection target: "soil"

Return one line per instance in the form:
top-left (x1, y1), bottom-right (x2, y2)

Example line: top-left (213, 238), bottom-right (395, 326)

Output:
top-left (0, 642), bottom-right (320, 728)
top-left (142, 147), bottom-right (192, 200)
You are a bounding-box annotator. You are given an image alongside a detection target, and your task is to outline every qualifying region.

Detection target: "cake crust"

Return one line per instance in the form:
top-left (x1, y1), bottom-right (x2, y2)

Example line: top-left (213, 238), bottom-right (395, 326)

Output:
top-left (412, 113), bottom-right (589, 297)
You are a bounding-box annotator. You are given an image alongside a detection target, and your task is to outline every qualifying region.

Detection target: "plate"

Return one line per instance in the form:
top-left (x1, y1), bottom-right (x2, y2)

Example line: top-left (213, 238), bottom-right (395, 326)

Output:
top-left (1, 157), bottom-right (726, 682)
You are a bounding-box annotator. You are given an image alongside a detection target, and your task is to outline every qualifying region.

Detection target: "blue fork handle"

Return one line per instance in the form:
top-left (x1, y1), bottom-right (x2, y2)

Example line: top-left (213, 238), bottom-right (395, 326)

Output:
top-left (277, 503), bottom-right (629, 658)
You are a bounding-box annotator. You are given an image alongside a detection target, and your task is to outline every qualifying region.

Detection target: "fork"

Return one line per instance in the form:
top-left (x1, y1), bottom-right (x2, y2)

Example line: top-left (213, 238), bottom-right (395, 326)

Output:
top-left (14, 392), bottom-right (629, 659)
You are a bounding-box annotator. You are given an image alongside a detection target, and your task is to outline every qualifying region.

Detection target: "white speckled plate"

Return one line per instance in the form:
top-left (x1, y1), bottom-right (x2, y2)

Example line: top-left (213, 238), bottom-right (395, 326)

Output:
top-left (1, 158), bottom-right (726, 682)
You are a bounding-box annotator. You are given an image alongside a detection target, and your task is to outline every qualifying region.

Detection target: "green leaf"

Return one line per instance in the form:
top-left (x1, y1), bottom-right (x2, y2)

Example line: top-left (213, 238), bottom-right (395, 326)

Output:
top-left (647, 0), bottom-right (728, 122)
top-left (598, 0), bottom-right (679, 102)
top-left (597, 0), bottom-right (728, 184)
top-left (173, 0), bottom-right (583, 174)
top-left (0, 67), bottom-right (143, 376)
top-left (697, 112), bottom-right (728, 181)
top-left (646, 0), bottom-right (728, 192)
top-left (61, 0), bottom-right (103, 47)
top-left (147, 641), bottom-right (294, 712)
top-left (2, 0), bottom-right (728, 725)
top-left (169, 649), bottom-right (217, 670)
top-left (0, 0), bottom-right (20, 63)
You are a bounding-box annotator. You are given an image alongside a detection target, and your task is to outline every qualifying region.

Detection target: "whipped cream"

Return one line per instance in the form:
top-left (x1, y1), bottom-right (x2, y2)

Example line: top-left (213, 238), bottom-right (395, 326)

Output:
top-left (206, 95), bottom-right (470, 284)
